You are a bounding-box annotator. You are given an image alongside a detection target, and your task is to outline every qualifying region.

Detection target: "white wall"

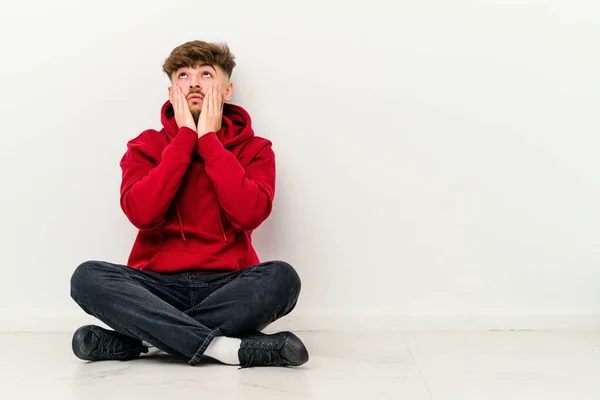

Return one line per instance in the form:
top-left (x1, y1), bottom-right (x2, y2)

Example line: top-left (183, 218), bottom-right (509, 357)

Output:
top-left (1, 0), bottom-right (599, 331)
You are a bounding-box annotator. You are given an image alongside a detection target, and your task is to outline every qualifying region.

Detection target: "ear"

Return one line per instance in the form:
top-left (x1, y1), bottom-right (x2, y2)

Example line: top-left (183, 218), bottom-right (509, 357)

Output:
top-left (224, 81), bottom-right (234, 101)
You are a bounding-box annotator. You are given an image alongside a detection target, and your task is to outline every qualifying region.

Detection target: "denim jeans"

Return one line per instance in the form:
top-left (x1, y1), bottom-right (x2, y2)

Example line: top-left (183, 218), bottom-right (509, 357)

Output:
top-left (70, 260), bottom-right (301, 365)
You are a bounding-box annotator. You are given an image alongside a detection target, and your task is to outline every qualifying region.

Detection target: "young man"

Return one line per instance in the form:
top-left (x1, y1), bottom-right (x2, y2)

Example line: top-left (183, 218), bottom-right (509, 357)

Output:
top-left (69, 40), bottom-right (308, 368)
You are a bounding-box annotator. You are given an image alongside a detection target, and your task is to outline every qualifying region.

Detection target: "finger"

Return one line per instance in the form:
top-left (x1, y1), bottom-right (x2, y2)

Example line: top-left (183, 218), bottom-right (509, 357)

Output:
top-left (218, 86), bottom-right (224, 113)
top-left (212, 85), bottom-right (218, 114)
top-left (172, 86), bottom-right (177, 111)
top-left (177, 87), bottom-right (185, 118)
top-left (180, 86), bottom-right (187, 109)
top-left (202, 87), bottom-right (210, 113)
top-left (174, 86), bottom-right (180, 113)
top-left (218, 86), bottom-right (225, 112)
top-left (179, 86), bottom-right (186, 113)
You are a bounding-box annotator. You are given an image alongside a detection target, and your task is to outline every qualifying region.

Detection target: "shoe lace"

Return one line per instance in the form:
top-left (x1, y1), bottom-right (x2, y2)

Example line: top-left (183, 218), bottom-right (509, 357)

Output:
top-left (93, 332), bottom-right (147, 359)
top-left (239, 338), bottom-right (285, 369)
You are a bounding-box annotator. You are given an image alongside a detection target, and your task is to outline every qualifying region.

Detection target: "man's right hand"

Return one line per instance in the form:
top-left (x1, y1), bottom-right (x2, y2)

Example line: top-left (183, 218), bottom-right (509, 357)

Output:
top-left (169, 85), bottom-right (196, 131)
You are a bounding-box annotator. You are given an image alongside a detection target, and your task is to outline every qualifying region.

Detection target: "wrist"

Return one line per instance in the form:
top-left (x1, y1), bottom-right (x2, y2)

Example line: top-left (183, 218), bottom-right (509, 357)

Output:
top-left (196, 131), bottom-right (222, 160)
top-left (196, 125), bottom-right (221, 138)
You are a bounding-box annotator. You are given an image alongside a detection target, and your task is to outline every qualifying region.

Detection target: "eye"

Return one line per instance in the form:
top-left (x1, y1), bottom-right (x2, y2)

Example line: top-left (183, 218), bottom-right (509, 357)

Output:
top-left (202, 72), bottom-right (212, 78)
top-left (178, 72), bottom-right (187, 79)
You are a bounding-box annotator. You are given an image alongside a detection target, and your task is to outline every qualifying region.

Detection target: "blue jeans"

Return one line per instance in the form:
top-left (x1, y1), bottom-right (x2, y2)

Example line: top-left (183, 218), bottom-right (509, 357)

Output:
top-left (70, 260), bottom-right (301, 365)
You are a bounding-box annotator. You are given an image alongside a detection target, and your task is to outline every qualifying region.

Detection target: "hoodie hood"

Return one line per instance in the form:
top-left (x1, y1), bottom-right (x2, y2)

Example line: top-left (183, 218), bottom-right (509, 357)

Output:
top-left (160, 100), bottom-right (254, 148)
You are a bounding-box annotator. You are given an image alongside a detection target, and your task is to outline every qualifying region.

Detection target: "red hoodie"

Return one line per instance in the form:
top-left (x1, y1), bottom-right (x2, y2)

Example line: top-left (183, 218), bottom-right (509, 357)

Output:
top-left (119, 100), bottom-right (275, 274)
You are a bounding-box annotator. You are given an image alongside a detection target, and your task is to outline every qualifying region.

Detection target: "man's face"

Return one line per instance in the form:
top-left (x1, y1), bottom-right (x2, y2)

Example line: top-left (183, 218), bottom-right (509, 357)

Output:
top-left (169, 63), bottom-right (234, 121)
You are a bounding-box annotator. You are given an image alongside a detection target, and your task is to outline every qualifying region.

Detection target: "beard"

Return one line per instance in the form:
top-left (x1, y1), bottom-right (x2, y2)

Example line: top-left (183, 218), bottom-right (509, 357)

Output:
top-left (188, 101), bottom-right (203, 125)
top-left (187, 89), bottom-right (204, 125)
top-left (191, 107), bottom-right (201, 125)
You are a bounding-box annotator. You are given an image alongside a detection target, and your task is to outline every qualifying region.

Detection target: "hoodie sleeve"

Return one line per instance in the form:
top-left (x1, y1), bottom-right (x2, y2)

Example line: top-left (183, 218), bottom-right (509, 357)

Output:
top-left (119, 127), bottom-right (198, 229)
top-left (196, 132), bottom-right (275, 232)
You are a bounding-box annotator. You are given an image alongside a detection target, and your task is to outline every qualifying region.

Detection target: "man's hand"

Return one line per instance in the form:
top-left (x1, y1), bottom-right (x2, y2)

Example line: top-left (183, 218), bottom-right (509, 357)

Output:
top-left (197, 85), bottom-right (224, 137)
top-left (169, 85), bottom-right (196, 131)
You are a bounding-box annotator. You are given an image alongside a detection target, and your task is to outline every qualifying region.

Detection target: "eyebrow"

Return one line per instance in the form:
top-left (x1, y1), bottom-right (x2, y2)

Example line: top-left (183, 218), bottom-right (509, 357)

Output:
top-left (198, 63), bottom-right (216, 72)
top-left (180, 64), bottom-right (216, 74)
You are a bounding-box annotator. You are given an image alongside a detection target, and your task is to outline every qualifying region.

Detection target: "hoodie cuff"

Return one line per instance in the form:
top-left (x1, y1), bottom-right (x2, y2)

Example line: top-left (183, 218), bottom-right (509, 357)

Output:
top-left (196, 132), bottom-right (226, 162)
top-left (169, 127), bottom-right (198, 156)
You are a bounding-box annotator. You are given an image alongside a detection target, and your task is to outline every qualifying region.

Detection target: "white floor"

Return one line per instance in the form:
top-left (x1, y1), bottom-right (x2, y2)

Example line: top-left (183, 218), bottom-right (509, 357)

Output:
top-left (0, 330), bottom-right (599, 399)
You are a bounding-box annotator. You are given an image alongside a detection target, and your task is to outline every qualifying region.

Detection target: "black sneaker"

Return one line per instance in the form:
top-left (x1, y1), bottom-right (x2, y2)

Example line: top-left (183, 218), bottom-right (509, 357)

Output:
top-left (72, 325), bottom-right (148, 361)
top-left (238, 331), bottom-right (309, 368)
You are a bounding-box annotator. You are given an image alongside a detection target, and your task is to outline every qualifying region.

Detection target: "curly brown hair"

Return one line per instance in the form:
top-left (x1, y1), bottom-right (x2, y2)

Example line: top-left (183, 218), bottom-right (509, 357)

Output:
top-left (162, 40), bottom-right (236, 80)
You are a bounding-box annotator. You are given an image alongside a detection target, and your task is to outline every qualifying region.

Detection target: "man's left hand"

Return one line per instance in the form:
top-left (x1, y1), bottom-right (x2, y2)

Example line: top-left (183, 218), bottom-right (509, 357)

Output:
top-left (197, 85), bottom-right (224, 137)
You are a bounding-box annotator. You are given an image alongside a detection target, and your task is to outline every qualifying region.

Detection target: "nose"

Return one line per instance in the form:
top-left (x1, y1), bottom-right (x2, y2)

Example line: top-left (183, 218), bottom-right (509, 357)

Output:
top-left (189, 78), bottom-right (202, 90)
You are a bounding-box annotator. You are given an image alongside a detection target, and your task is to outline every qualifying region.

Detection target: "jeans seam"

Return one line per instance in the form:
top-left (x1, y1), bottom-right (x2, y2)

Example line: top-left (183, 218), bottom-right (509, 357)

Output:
top-left (192, 280), bottom-right (232, 309)
top-left (188, 328), bottom-right (221, 366)
top-left (103, 262), bottom-right (186, 288)
top-left (131, 272), bottom-right (188, 287)
top-left (188, 274), bottom-right (195, 308)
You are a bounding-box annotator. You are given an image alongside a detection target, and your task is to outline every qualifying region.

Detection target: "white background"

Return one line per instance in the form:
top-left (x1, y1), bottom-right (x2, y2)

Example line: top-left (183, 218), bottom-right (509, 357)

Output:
top-left (1, 0), bottom-right (599, 331)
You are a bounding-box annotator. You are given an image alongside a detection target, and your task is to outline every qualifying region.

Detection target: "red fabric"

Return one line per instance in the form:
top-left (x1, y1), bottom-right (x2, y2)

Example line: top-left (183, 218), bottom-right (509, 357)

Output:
top-left (119, 100), bottom-right (275, 273)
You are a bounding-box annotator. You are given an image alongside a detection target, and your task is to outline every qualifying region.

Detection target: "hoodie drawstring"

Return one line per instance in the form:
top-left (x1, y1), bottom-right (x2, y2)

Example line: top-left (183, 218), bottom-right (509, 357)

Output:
top-left (175, 201), bottom-right (186, 241)
top-left (218, 208), bottom-right (228, 243)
